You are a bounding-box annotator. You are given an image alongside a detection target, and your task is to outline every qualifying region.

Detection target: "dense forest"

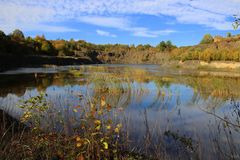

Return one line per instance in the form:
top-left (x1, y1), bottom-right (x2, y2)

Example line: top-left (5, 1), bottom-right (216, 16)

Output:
top-left (1, 29), bottom-right (240, 65)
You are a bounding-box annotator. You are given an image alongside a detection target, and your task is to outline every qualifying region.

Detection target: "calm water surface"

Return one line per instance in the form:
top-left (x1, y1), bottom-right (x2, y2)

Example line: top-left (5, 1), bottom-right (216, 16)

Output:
top-left (0, 64), bottom-right (240, 159)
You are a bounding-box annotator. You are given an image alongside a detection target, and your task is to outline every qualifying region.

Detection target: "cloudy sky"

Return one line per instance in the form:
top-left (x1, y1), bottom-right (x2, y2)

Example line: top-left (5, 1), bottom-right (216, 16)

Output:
top-left (0, 0), bottom-right (240, 46)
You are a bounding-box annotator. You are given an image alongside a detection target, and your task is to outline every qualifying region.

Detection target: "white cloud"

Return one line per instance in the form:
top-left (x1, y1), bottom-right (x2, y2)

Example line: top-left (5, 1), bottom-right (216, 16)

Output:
top-left (79, 16), bottom-right (130, 29)
top-left (96, 29), bottom-right (116, 37)
top-left (53, 0), bottom-right (239, 30)
top-left (0, 23), bottom-right (78, 34)
top-left (0, 1), bottom-right (78, 33)
top-left (79, 16), bottom-right (176, 37)
top-left (0, 0), bottom-right (239, 35)
top-left (130, 28), bottom-right (176, 38)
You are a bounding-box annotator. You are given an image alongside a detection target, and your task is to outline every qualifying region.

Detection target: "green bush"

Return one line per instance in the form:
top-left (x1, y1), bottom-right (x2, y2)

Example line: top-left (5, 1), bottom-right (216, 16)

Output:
top-left (200, 34), bottom-right (214, 44)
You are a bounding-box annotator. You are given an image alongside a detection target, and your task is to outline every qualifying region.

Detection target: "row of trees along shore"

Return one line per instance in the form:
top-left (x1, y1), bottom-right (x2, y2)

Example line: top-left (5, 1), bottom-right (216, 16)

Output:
top-left (0, 29), bottom-right (176, 57)
top-left (1, 29), bottom-right (240, 62)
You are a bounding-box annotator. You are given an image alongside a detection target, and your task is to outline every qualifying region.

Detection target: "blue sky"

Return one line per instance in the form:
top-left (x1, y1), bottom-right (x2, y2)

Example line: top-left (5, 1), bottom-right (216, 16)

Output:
top-left (0, 0), bottom-right (240, 46)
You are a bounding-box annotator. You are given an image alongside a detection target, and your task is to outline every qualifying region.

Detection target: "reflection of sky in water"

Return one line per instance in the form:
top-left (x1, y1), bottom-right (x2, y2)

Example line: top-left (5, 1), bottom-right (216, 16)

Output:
top-left (0, 65), bottom-right (236, 128)
top-left (0, 65), bottom-right (240, 158)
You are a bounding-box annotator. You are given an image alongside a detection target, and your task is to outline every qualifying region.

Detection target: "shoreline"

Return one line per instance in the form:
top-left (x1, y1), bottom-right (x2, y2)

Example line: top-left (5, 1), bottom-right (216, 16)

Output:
top-left (0, 55), bottom-right (102, 72)
top-left (1, 54), bottom-right (240, 72)
top-left (162, 60), bottom-right (240, 70)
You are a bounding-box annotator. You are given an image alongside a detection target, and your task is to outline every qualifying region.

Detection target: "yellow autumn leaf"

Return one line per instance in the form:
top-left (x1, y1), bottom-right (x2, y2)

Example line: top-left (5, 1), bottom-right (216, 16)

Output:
top-left (98, 111), bottom-right (103, 115)
top-left (94, 120), bottom-right (101, 125)
top-left (76, 143), bottom-right (82, 148)
top-left (98, 110), bottom-right (103, 115)
top-left (114, 128), bottom-right (119, 133)
top-left (76, 136), bottom-right (81, 142)
top-left (103, 142), bottom-right (108, 149)
top-left (101, 97), bottom-right (106, 107)
top-left (95, 125), bottom-right (101, 131)
top-left (106, 125), bottom-right (111, 130)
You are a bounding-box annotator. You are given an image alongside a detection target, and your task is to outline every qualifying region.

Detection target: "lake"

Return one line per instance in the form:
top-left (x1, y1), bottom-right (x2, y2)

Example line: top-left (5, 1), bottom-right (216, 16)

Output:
top-left (0, 64), bottom-right (240, 159)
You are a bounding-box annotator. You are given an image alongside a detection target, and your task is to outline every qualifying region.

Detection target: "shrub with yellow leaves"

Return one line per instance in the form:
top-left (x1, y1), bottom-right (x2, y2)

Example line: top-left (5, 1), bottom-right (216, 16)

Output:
top-left (15, 93), bottom-right (123, 160)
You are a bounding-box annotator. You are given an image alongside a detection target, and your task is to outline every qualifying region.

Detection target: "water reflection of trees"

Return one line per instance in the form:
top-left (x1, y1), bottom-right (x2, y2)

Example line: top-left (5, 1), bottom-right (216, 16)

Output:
top-left (1, 66), bottom-right (240, 107)
top-left (0, 73), bottom-right (83, 97)
top-left (83, 67), bottom-right (240, 110)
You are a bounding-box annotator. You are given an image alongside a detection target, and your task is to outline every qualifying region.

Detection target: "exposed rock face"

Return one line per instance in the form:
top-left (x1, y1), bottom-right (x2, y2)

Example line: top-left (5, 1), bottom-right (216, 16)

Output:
top-left (214, 36), bottom-right (224, 43)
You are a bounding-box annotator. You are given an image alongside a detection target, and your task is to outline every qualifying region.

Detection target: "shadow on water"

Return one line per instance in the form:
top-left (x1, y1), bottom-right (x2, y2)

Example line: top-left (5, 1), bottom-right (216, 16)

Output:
top-left (1, 64), bottom-right (240, 159)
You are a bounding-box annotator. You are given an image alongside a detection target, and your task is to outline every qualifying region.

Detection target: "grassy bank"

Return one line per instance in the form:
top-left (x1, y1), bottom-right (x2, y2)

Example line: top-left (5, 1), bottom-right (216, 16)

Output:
top-left (161, 60), bottom-right (240, 70)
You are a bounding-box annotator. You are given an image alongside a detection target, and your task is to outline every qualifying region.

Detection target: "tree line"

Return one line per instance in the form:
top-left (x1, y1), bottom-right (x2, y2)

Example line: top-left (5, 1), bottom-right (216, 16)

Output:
top-left (171, 33), bottom-right (240, 62)
top-left (0, 29), bottom-right (176, 59)
top-left (1, 29), bottom-right (240, 62)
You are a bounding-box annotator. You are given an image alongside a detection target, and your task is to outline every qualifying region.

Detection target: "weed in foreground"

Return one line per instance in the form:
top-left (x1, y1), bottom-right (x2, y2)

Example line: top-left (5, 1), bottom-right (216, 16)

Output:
top-left (2, 93), bottom-right (124, 160)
